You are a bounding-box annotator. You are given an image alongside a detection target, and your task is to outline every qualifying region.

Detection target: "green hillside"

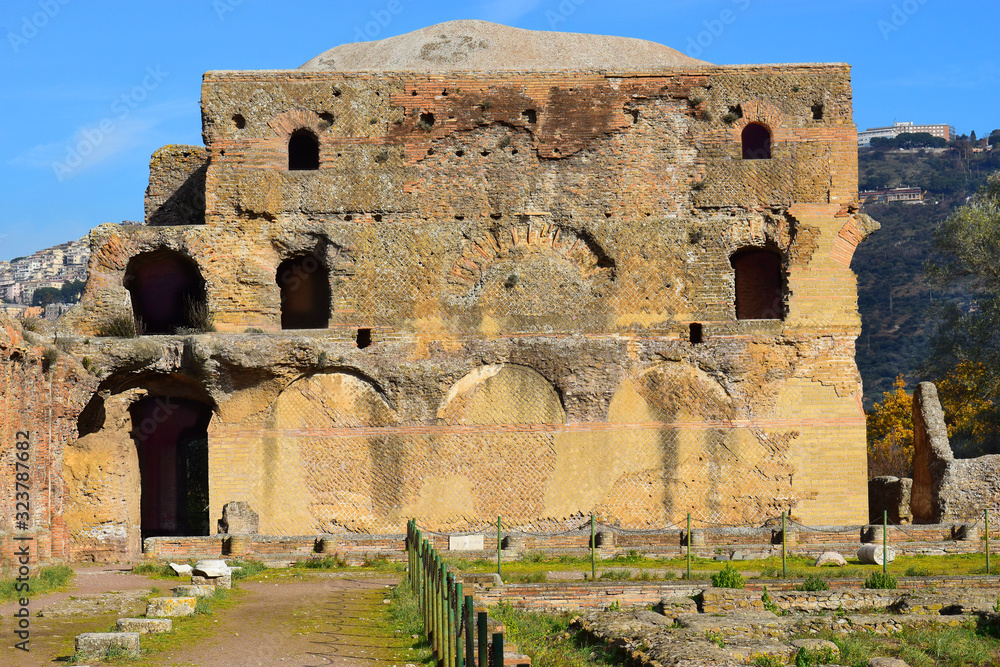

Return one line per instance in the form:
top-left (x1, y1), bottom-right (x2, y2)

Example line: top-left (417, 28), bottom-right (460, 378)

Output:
top-left (853, 141), bottom-right (1000, 406)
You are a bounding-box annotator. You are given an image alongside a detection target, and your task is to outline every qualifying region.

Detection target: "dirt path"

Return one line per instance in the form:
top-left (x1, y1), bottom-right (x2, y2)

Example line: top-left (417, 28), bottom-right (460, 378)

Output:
top-left (1, 565), bottom-right (162, 666)
top-left (1, 568), bottom-right (420, 666)
top-left (146, 573), bottom-right (419, 667)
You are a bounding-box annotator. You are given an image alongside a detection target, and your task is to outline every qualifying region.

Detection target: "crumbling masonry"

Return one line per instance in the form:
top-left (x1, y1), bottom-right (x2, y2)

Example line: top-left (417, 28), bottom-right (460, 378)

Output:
top-left (1, 22), bottom-right (878, 561)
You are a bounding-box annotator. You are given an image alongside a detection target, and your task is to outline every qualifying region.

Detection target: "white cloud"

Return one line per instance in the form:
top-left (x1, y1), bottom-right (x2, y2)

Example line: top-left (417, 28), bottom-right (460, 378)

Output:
top-left (8, 99), bottom-right (197, 180)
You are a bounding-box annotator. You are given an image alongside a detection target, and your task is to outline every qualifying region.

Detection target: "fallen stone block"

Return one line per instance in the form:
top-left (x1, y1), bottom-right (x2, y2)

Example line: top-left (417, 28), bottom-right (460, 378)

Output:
top-left (169, 562), bottom-right (193, 576)
top-left (868, 658), bottom-right (909, 667)
top-left (193, 559), bottom-right (230, 577)
top-left (815, 551), bottom-right (847, 567)
top-left (791, 637), bottom-right (840, 657)
top-left (857, 544), bottom-right (896, 565)
top-left (75, 632), bottom-right (140, 659)
top-left (191, 572), bottom-right (231, 589)
top-left (117, 617), bottom-right (172, 633)
top-left (146, 596), bottom-right (196, 617)
top-left (174, 584), bottom-right (216, 597)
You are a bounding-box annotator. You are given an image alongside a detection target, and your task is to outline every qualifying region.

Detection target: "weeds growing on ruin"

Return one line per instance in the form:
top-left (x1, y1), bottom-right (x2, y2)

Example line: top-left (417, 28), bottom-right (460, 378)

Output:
top-left (97, 314), bottom-right (143, 338)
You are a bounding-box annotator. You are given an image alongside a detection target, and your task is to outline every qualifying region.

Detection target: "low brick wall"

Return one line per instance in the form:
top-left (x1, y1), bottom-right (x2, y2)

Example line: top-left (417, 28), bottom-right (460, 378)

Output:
top-left (142, 534), bottom-right (405, 560)
top-left (470, 577), bottom-right (1000, 613)
top-left (137, 522), bottom-right (995, 562)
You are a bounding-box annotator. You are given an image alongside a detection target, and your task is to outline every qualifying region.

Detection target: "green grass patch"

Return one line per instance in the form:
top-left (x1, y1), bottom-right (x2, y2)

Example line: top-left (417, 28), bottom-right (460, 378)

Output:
top-left (228, 558), bottom-right (268, 580)
top-left (386, 584), bottom-right (434, 664)
top-left (0, 564), bottom-right (74, 602)
top-left (806, 622), bottom-right (1000, 666)
top-left (490, 602), bottom-right (626, 666)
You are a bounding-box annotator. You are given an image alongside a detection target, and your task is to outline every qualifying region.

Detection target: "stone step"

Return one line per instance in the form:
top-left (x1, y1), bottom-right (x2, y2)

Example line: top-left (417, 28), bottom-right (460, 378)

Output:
top-left (75, 632), bottom-right (140, 660)
top-left (174, 584), bottom-right (216, 597)
top-left (146, 596), bottom-right (197, 617)
top-left (117, 617), bottom-right (172, 634)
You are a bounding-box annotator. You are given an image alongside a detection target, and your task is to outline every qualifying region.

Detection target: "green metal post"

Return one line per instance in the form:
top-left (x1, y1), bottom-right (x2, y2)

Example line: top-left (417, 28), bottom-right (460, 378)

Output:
top-left (883, 509), bottom-right (888, 576)
top-left (455, 581), bottom-right (464, 667)
top-left (491, 632), bottom-right (504, 667)
top-left (781, 511), bottom-right (787, 579)
top-left (477, 611), bottom-right (488, 667)
top-left (497, 515), bottom-right (502, 580)
top-left (986, 509), bottom-right (991, 575)
top-left (686, 513), bottom-right (691, 581)
top-left (590, 513), bottom-right (596, 581)
top-left (446, 572), bottom-right (455, 667)
top-left (464, 595), bottom-right (474, 667)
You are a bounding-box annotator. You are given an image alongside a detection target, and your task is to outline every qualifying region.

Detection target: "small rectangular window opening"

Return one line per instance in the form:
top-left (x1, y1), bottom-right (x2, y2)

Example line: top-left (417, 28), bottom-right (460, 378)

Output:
top-left (356, 328), bottom-right (372, 349)
top-left (689, 323), bottom-right (703, 344)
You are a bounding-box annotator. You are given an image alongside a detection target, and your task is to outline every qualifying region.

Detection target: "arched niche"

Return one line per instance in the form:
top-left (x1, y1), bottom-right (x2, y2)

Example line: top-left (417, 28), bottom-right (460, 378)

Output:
top-left (742, 122), bottom-right (772, 160)
top-left (123, 248), bottom-right (208, 334)
top-left (288, 129), bottom-right (320, 170)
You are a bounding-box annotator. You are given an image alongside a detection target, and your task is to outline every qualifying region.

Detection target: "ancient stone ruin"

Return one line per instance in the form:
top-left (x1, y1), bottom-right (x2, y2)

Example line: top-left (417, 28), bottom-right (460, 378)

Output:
top-left (911, 381), bottom-right (1000, 523)
top-left (1, 21), bottom-right (880, 563)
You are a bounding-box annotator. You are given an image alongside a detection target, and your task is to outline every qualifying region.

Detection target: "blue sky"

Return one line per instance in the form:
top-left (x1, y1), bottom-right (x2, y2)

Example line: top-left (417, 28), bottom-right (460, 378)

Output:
top-left (2, 0), bottom-right (997, 261)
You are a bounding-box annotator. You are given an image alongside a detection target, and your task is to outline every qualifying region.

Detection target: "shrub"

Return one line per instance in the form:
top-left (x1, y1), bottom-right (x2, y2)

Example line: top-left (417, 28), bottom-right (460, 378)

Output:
top-left (711, 563), bottom-right (745, 589)
top-left (864, 570), bottom-right (898, 589)
top-left (796, 575), bottom-right (830, 591)
top-left (600, 569), bottom-right (632, 581)
top-left (97, 315), bottom-right (141, 338)
top-left (20, 317), bottom-right (40, 332)
top-left (905, 566), bottom-right (931, 577)
top-left (41, 347), bottom-right (58, 372)
top-left (722, 111), bottom-right (739, 125)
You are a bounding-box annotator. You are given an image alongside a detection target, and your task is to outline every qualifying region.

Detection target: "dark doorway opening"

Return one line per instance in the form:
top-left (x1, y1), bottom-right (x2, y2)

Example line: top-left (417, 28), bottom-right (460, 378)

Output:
top-left (288, 129), bottom-right (320, 170)
top-left (124, 249), bottom-right (208, 334)
top-left (741, 123), bottom-right (772, 160)
top-left (689, 322), bottom-right (703, 344)
top-left (276, 255), bottom-right (331, 329)
top-left (130, 397), bottom-right (212, 539)
top-left (731, 248), bottom-right (784, 320)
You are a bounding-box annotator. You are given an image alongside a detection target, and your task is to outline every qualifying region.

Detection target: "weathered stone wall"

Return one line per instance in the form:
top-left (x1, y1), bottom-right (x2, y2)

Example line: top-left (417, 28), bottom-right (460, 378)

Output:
top-left (869, 476), bottom-right (912, 524)
top-left (41, 56), bottom-right (875, 557)
top-left (911, 381), bottom-right (1000, 522)
top-left (145, 145), bottom-right (207, 227)
top-left (0, 317), bottom-right (96, 563)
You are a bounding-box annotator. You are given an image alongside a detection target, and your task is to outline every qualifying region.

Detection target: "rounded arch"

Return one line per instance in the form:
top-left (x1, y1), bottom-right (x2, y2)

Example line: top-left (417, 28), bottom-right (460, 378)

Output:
top-left (437, 364), bottom-right (565, 426)
top-left (730, 246), bottom-right (785, 320)
top-left (741, 122), bottom-right (772, 160)
top-left (123, 248), bottom-right (207, 334)
top-left (288, 129), bottom-right (320, 170)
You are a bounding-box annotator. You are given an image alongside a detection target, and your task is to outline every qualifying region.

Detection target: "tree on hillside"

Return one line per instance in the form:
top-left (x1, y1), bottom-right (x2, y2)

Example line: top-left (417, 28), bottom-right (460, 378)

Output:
top-left (31, 287), bottom-right (62, 307)
top-left (924, 172), bottom-right (1000, 455)
top-left (990, 129), bottom-right (1000, 146)
top-left (60, 280), bottom-right (85, 303)
top-left (867, 375), bottom-right (914, 478)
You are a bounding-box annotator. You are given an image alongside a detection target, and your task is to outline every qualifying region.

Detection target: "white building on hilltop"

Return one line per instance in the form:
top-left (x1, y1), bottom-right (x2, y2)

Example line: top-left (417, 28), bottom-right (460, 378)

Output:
top-left (858, 121), bottom-right (956, 147)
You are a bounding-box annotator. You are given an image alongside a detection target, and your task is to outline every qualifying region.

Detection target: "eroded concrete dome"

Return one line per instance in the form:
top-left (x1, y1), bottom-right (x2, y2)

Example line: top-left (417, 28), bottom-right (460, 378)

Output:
top-left (299, 19), bottom-right (711, 72)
